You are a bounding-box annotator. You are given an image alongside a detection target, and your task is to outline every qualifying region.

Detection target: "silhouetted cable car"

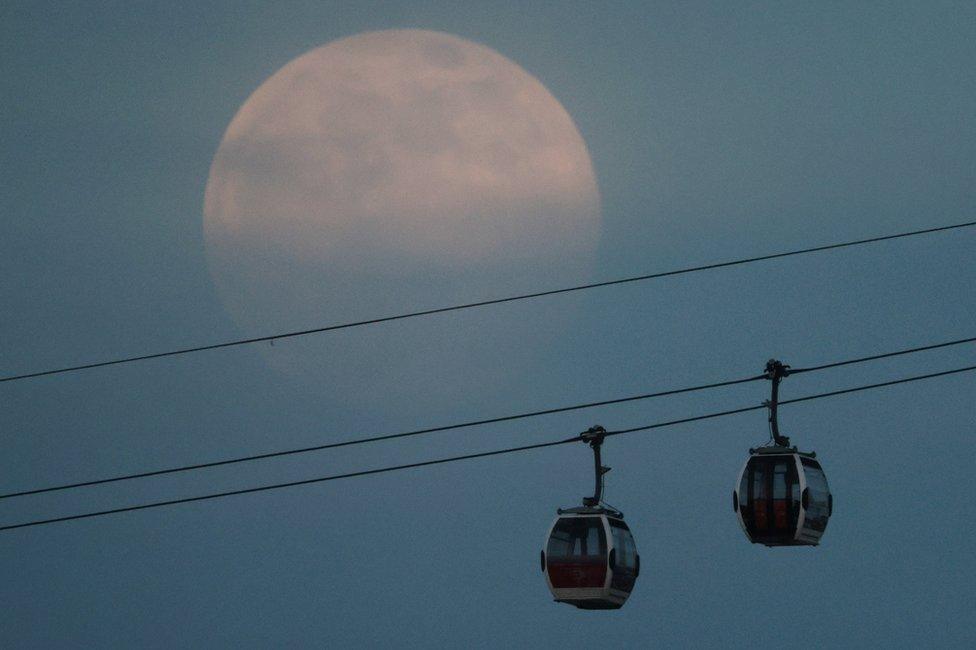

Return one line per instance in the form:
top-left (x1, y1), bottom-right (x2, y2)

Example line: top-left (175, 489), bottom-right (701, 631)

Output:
top-left (732, 360), bottom-right (833, 546)
top-left (542, 426), bottom-right (640, 609)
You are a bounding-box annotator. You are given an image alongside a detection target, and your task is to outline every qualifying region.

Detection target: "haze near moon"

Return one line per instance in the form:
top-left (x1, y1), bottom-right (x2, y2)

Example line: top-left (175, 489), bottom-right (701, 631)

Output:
top-left (204, 29), bottom-right (602, 376)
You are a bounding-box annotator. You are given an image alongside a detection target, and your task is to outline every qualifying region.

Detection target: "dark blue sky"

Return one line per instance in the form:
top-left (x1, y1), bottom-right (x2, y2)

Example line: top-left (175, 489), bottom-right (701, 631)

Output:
top-left (2, 2), bottom-right (975, 647)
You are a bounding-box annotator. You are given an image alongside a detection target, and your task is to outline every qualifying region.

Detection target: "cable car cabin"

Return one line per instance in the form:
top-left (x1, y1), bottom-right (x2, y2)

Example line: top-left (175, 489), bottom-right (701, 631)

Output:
top-left (733, 447), bottom-right (832, 546)
top-left (541, 510), bottom-right (639, 609)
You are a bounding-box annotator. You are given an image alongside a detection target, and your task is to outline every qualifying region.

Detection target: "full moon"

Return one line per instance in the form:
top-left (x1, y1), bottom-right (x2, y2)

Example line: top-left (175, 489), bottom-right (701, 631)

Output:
top-left (204, 29), bottom-right (601, 376)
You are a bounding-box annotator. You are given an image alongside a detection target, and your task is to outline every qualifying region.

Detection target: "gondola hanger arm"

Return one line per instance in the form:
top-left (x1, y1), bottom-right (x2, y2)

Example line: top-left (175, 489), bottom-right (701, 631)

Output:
top-left (764, 359), bottom-right (792, 447)
top-left (580, 425), bottom-right (609, 507)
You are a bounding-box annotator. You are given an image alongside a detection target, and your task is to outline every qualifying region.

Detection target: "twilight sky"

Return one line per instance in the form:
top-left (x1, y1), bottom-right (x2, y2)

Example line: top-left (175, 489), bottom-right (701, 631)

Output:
top-left (2, 2), bottom-right (975, 648)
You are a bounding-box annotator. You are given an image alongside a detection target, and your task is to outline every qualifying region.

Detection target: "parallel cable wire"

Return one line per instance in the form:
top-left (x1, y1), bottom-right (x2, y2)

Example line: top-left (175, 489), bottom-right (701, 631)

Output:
top-left (605, 364), bottom-right (976, 438)
top-left (3, 220), bottom-right (973, 384)
top-left (789, 335), bottom-right (976, 374)
top-left (2, 363), bottom-right (973, 532)
top-left (0, 375), bottom-right (764, 500)
top-left (2, 334), bottom-right (973, 501)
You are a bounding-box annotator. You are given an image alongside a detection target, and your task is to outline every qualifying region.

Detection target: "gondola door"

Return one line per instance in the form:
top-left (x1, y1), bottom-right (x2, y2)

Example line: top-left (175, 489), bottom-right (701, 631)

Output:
top-left (545, 516), bottom-right (608, 591)
top-left (741, 455), bottom-right (800, 544)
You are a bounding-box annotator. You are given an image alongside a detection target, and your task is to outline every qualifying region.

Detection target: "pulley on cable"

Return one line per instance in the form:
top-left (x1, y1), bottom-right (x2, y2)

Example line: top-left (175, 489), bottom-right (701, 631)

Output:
top-left (541, 426), bottom-right (640, 610)
top-left (732, 360), bottom-right (833, 546)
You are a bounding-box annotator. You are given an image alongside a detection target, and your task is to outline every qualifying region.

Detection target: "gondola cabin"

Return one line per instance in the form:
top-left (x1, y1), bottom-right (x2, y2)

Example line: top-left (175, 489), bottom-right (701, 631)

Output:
top-left (733, 447), bottom-right (832, 546)
top-left (542, 509), bottom-right (639, 609)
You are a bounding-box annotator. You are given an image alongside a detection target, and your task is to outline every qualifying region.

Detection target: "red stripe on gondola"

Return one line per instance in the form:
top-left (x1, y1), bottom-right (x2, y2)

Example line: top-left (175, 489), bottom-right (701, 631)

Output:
top-left (547, 560), bottom-right (607, 589)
